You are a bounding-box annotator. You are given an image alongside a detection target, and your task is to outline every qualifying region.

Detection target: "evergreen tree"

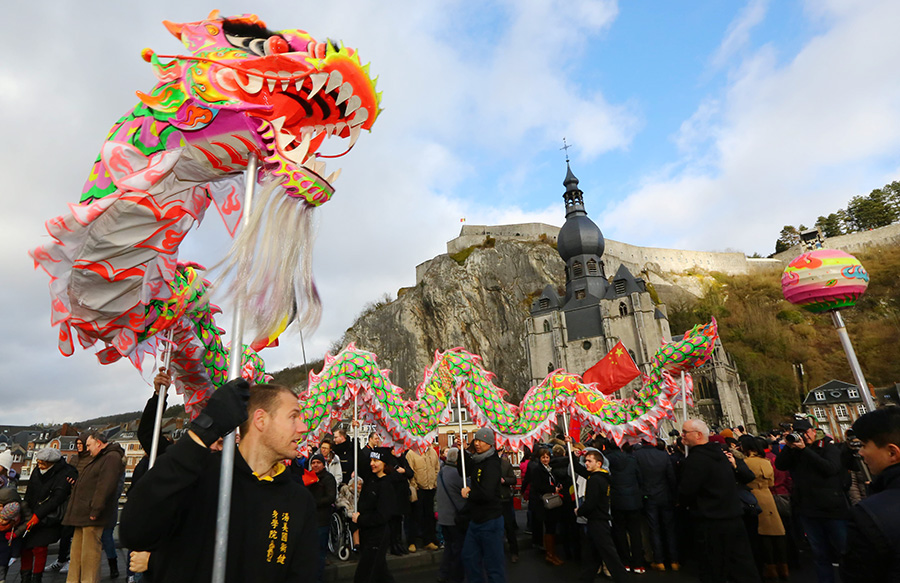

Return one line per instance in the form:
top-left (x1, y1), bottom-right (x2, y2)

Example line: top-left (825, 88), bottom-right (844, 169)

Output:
top-left (815, 213), bottom-right (843, 238)
top-left (845, 189), bottom-right (898, 231)
top-left (775, 225), bottom-right (801, 254)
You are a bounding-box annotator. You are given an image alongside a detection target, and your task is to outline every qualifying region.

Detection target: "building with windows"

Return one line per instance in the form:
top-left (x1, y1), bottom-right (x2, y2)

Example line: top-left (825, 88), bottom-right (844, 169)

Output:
top-left (524, 163), bottom-right (757, 437)
top-left (803, 380), bottom-right (869, 440)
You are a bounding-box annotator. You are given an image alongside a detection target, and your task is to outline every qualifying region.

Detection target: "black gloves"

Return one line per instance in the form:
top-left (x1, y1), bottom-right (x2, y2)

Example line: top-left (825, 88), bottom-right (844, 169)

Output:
top-left (188, 378), bottom-right (251, 447)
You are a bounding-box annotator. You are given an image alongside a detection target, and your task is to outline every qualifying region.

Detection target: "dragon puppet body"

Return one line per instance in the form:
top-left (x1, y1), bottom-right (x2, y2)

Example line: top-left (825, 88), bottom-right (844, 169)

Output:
top-left (301, 319), bottom-right (719, 452)
top-left (30, 12), bottom-right (380, 412)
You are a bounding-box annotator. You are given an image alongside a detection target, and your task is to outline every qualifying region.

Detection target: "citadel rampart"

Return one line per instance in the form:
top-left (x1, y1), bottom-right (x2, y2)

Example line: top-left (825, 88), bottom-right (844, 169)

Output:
top-left (418, 223), bottom-right (783, 284)
top-left (773, 222), bottom-right (900, 263)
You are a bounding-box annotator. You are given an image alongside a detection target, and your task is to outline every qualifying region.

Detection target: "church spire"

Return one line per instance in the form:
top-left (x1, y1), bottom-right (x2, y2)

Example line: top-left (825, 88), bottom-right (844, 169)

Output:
top-left (562, 162), bottom-right (586, 218)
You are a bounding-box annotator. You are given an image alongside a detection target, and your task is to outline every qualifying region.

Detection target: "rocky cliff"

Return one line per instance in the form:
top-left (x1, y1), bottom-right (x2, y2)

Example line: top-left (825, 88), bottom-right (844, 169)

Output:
top-left (341, 239), bottom-right (564, 401)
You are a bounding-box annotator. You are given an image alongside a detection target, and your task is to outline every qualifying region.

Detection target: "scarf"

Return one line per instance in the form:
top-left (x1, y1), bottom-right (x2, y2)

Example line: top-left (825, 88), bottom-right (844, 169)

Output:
top-left (471, 447), bottom-right (496, 464)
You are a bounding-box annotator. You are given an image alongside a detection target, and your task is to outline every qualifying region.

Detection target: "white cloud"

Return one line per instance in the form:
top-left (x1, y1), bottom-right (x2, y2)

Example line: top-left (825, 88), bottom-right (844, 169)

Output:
top-left (607, 0), bottom-right (900, 255)
top-left (711, 0), bottom-right (770, 69)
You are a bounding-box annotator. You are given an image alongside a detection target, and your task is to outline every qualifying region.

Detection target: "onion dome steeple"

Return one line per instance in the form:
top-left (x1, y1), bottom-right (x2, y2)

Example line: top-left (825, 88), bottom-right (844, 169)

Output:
top-left (557, 163), bottom-right (605, 262)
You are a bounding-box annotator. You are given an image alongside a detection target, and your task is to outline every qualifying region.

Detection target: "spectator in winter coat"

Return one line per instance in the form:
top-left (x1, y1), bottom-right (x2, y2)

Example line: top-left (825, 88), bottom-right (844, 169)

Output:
top-left (61, 431), bottom-right (125, 583)
top-left (436, 449), bottom-right (465, 583)
top-left (633, 440), bottom-right (679, 572)
top-left (308, 453), bottom-right (337, 583)
top-left (318, 440), bottom-right (343, 486)
top-left (406, 446), bottom-right (440, 551)
top-left (21, 448), bottom-right (76, 583)
top-left (0, 450), bottom-right (18, 489)
top-left (332, 429), bottom-right (354, 485)
top-left (387, 452), bottom-right (415, 555)
top-left (841, 406), bottom-right (900, 583)
top-left (499, 451), bottom-right (520, 562)
top-left (524, 447), bottom-right (564, 566)
top-left (48, 433), bottom-right (91, 574)
top-left (606, 443), bottom-right (645, 573)
top-left (739, 435), bottom-right (787, 580)
top-left (679, 419), bottom-right (760, 583)
top-left (775, 418), bottom-right (848, 583)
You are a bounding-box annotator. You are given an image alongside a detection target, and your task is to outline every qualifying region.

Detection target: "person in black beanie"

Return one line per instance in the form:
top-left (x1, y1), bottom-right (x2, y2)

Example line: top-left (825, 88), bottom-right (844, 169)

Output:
top-left (353, 448), bottom-right (397, 583)
top-left (121, 381), bottom-right (317, 583)
top-left (576, 449), bottom-right (627, 583)
top-left (459, 427), bottom-right (505, 583)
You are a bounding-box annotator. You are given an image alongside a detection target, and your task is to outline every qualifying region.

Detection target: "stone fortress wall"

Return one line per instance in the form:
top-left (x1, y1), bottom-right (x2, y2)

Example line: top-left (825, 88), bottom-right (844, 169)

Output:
top-left (773, 222), bottom-right (900, 263)
top-left (417, 223), bottom-right (783, 284)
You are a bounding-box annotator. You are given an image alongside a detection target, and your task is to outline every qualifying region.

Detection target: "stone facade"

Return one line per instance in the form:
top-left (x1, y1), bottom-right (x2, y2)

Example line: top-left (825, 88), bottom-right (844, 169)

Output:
top-left (523, 165), bottom-right (757, 436)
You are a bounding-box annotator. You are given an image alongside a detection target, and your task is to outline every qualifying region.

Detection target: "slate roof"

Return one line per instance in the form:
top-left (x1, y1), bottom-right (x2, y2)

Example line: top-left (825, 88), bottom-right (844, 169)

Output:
top-left (803, 380), bottom-right (862, 405)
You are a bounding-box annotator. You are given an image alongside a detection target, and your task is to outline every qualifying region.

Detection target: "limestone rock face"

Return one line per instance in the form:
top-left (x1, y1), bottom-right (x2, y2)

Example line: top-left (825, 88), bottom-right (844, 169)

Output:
top-left (342, 240), bottom-right (564, 402)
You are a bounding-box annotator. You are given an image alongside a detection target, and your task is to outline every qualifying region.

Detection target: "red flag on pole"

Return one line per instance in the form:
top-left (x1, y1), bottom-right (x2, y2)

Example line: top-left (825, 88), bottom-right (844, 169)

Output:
top-left (568, 415), bottom-right (582, 441)
top-left (583, 341), bottom-right (641, 395)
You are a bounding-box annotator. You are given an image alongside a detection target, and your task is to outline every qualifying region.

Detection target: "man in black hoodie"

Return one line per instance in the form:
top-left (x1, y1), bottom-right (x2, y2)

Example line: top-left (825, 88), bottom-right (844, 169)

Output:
top-left (121, 380), bottom-right (317, 583)
top-left (459, 427), bottom-right (505, 583)
top-left (679, 418), bottom-right (759, 583)
top-left (576, 450), bottom-right (627, 583)
top-left (841, 406), bottom-right (900, 583)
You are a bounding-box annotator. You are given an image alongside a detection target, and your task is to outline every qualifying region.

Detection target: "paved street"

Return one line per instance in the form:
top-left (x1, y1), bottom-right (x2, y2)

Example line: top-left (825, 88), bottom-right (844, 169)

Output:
top-left (14, 535), bottom-right (829, 583)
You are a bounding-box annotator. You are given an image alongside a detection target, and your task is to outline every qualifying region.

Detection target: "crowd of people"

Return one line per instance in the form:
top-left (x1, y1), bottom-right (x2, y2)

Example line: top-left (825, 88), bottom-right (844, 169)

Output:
top-left (0, 369), bottom-right (898, 583)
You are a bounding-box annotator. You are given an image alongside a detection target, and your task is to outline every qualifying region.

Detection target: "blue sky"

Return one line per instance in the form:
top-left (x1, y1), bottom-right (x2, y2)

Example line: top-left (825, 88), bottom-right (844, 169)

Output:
top-left (2, 0), bottom-right (899, 423)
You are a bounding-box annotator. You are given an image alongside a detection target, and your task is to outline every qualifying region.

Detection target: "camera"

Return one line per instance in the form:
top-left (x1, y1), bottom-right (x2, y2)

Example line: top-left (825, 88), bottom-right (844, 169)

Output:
top-left (668, 429), bottom-right (680, 437)
top-left (785, 432), bottom-right (803, 444)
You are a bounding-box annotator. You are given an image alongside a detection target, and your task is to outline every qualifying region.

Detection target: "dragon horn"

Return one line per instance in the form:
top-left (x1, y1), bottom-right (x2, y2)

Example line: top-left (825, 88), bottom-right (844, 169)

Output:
top-left (162, 20), bottom-right (184, 39)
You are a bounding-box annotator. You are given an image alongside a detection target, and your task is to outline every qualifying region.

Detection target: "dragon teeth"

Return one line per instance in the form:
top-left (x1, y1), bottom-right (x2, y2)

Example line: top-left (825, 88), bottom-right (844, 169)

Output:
top-left (236, 69), bottom-right (264, 94)
top-left (325, 70), bottom-right (343, 94)
top-left (267, 77), bottom-right (277, 92)
top-left (349, 107), bottom-right (368, 127)
top-left (326, 168), bottom-right (342, 184)
top-left (308, 72), bottom-right (328, 99)
top-left (293, 133), bottom-right (312, 163)
top-left (344, 95), bottom-right (362, 116)
top-left (348, 127), bottom-right (361, 149)
top-left (335, 82), bottom-right (353, 106)
top-left (278, 71), bottom-right (293, 91)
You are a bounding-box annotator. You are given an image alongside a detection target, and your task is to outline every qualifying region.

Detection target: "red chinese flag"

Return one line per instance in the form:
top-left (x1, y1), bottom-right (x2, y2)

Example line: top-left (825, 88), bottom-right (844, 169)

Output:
top-left (582, 341), bottom-right (641, 395)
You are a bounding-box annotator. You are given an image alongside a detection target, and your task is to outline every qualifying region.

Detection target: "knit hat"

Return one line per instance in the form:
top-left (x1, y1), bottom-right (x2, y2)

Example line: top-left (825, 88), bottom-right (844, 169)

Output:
top-left (370, 446), bottom-right (392, 461)
top-left (719, 428), bottom-right (734, 439)
top-left (473, 427), bottom-right (494, 446)
top-left (0, 451), bottom-right (12, 471)
top-left (36, 448), bottom-right (62, 463)
top-left (0, 502), bottom-right (19, 522)
top-left (310, 453), bottom-right (326, 466)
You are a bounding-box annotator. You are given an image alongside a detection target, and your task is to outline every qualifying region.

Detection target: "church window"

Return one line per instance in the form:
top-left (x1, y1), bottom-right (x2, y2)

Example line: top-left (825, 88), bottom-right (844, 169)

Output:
top-left (614, 280), bottom-right (627, 295)
top-left (695, 376), bottom-right (715, 400)
top-left (573, 262), bottom-right (584, 278)
top-left (629, 349), bottom-right (636, 363)
top-left (575, 290), bottom-right (586, 300)
top-left (582, 341), bottom-right (592, 350)
top-left (543, 320), bottom-right (551, 333)
top-left (619, 302), bottom-right (628, 316)
top-left (539, 298), bottom-right (550, 310)
top-left (587, 259), bottom-right (599, 274)
top-left (812, 407), bottom-right (827, 422)
top-left (547, 362), bottom-right (554, 373)
top-left (835, 405), bottom-right (849, 421)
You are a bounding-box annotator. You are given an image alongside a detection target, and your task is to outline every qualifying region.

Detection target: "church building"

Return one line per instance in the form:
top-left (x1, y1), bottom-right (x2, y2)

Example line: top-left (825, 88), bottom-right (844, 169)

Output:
top-left (523, 164), bottom-right (757, 434)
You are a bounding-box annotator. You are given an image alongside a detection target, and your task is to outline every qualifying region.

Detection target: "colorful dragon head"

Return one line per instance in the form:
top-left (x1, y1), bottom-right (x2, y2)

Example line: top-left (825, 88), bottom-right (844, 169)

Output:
top-left (139, 10), bottom-right (381, 205)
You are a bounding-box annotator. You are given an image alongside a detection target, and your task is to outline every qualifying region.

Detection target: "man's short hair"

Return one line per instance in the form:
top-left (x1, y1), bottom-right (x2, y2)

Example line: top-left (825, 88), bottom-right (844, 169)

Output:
top-left (585, 450), bottom-right (603, 463)
top-left (335, 429), bottom-right (348, 439)
top-left (238, 384), bottom-right (296, 436)
top-left (852, 406), bottom-right (900, 448)
top-left (685, 418), bottom-right (710, 435)
top-left (88, 430), bottom-right (109, 444)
